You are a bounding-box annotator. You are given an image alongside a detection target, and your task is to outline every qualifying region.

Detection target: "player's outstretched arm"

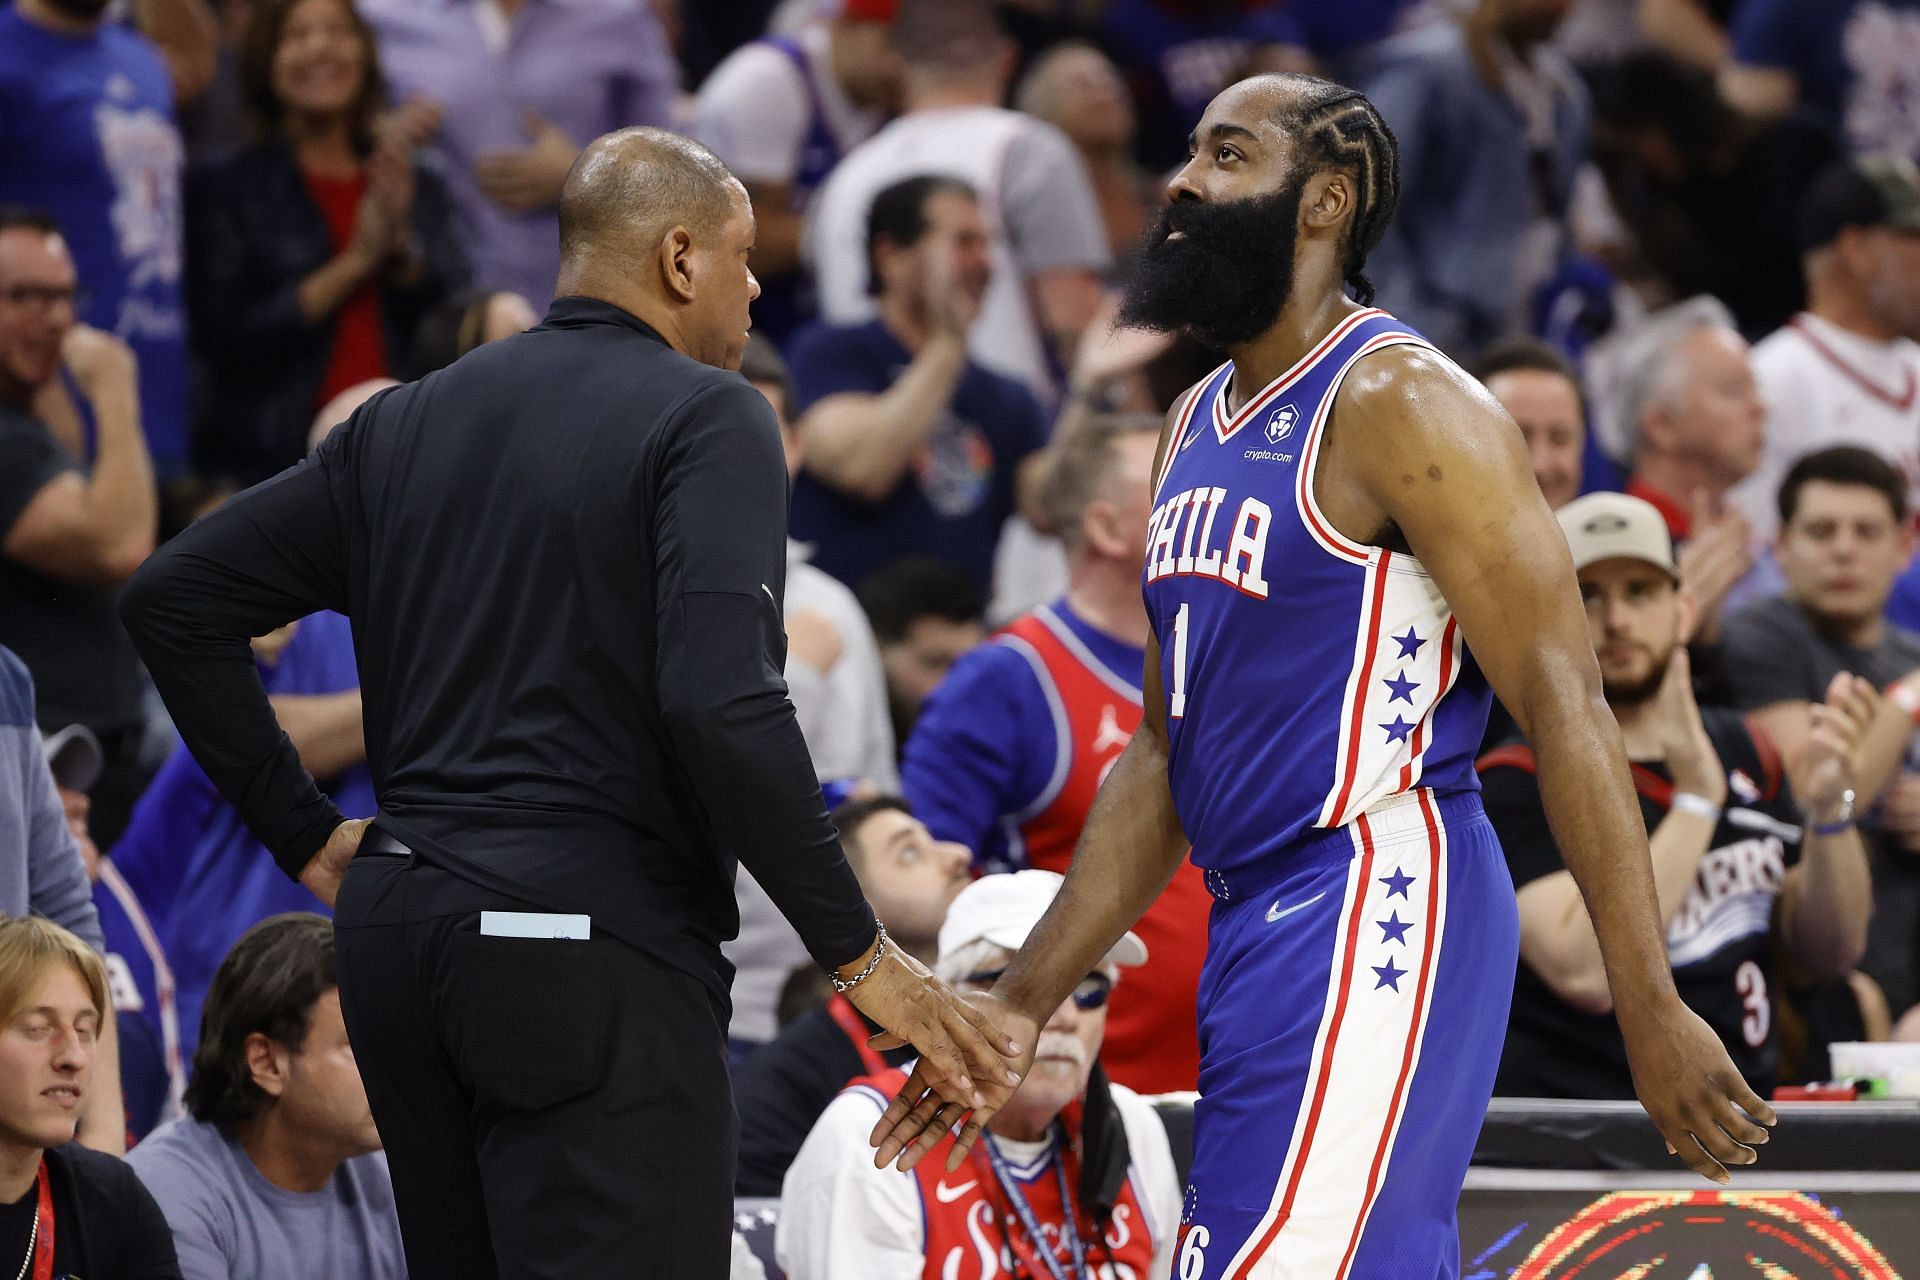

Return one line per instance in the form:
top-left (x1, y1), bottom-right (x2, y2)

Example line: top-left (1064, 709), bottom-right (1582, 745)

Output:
top-left (868, 639), bottom-right (1191, 1173)
top-left (870, 396), bottom-right (1196, 1174)
top-left (1333, 346), bottom-right (1776, 1183)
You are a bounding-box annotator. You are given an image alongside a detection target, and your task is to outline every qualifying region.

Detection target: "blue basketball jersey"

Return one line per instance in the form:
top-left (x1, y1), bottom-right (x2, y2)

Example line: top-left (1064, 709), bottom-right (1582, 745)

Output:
top-left (1142, 309), bottom-right (1492, 876)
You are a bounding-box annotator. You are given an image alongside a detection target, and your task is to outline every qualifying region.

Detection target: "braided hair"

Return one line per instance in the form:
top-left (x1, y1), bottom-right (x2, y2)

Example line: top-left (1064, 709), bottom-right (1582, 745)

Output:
top-left (1265, 76), bottom-right (1401, 305)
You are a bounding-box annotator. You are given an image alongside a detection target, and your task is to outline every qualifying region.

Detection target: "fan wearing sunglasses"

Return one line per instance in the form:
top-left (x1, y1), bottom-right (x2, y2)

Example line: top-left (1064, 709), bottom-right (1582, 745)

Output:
top-left (777, 869), bottom-right (1181, 1280)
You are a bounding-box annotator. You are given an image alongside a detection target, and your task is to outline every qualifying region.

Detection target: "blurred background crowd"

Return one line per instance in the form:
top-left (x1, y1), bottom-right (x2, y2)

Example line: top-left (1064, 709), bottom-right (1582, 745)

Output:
top-left (2, 0), bottom-right (1919, 1273)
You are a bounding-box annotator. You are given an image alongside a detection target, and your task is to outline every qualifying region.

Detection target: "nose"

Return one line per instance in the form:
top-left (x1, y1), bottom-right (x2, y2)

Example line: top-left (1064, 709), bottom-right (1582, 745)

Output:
top-left (1166, 162), bottom-right (1204, 206)
top-left (1600, 594), bottom-right (1633, 635)
top-left (746, 268), bottom-right (761, 303)
top-left (935, 839), bottom-right (971, 878)
top-left (50, 1028), bottom-right (88, 1073)
top-left (1044, 994), bottom-right (1081, 1035)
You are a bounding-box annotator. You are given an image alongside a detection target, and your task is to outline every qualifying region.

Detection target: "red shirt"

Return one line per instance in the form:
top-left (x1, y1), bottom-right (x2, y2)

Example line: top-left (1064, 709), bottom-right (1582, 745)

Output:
top-left (303, 168), bottom-right (389, 407)
top-left (1626, 477), bottom-right (1692, 539)
top-left (998, 609), bottom-right (1208, 1094)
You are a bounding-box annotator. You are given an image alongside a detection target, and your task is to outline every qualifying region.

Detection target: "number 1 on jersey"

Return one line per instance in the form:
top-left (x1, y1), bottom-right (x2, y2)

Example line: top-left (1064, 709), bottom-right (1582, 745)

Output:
top-left (1170, 603), bottom-right (1189, 719)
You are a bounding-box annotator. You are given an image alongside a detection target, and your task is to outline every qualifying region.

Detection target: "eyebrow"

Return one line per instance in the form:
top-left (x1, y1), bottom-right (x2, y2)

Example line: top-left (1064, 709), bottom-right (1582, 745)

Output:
top-left (1188, 122), bottom-right (1262, 150)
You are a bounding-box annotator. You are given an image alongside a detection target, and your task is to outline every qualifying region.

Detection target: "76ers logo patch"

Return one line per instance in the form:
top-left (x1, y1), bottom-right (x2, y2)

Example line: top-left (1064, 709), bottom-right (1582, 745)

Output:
top-left (1265, 404), bottom-right (1298, 444)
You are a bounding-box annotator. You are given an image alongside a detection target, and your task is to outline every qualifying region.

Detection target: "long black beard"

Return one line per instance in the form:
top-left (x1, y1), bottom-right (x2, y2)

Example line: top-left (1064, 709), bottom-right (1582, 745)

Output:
top-left (1117, 177), bottom-right (1308, 350)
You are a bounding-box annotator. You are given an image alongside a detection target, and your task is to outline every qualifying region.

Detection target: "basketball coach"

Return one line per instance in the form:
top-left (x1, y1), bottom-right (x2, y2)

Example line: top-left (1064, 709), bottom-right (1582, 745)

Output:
top-left (119, 129), bottom-right (1021, 1279)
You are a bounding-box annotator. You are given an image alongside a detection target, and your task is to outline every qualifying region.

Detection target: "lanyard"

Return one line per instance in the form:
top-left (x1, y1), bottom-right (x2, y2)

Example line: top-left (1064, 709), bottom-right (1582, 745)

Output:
top-left (29, 1161), bottom-right (52, 1280)
top-left (824, 995), bottom-right (888, 1077)
top-left (981, 1127), bottom-right (1086, 1280)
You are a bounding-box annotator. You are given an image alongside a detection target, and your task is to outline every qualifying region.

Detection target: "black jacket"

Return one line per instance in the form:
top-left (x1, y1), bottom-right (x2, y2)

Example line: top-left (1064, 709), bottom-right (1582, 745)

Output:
top-left (185, 139), bottom-right (469, 483)
top-left (122, 299), bottom-right (877, 998)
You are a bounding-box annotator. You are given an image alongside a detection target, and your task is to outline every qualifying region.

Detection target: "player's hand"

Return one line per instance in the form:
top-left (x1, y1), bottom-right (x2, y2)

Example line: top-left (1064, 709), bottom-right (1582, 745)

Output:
top-left (298, 817), bottom-right (370, 908)
top-left (869, 990), bottom-right (1039, 1172)
top-left (841, 939), bottom-right (1024, 1124)
top-left (1620, 994), bottom-right (1775, 1183)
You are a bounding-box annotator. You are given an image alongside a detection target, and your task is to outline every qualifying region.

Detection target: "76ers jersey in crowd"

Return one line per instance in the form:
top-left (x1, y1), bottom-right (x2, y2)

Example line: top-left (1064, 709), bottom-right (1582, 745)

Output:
top-left (1144, 309), bottom-right (1492, 871)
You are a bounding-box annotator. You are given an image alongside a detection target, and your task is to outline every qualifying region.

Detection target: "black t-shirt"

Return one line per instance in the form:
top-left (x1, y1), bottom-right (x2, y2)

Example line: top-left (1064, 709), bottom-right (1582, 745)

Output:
top-left (1482, 707), bottom-right (1802, 1099)
top-left (0, 404), bottom-right (146, 735)
top-left (1721, 594), bottom-right (1920, 1015)
top-left (0, 1143), bottom-right (181, 1279)
top-left (732, 999), bottom-right (913, 1197)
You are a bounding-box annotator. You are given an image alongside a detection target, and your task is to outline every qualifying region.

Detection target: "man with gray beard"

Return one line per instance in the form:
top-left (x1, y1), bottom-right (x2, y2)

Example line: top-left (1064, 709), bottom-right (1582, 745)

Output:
top-left (777, 870), bottom-right (1181, 1280)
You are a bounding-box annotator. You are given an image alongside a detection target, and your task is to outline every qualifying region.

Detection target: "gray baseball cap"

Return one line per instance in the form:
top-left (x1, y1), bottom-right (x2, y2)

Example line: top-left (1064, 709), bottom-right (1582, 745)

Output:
top-left (40, 724), bottom-right (103, 792)
top-left (1557, 492), bottom-right (1679, 580)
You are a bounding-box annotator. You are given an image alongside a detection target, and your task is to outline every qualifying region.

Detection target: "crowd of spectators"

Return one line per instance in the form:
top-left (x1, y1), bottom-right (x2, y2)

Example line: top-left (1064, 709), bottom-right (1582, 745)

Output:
top-left (1, 0), bottom-right (1919, 1274)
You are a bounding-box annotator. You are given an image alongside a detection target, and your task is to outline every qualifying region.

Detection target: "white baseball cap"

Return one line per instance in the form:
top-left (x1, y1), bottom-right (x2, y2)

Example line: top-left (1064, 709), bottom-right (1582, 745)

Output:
top-left (1556, 492), bottom-right (1679, 581)
top-left (938, 869), bottom-right (1148, 969)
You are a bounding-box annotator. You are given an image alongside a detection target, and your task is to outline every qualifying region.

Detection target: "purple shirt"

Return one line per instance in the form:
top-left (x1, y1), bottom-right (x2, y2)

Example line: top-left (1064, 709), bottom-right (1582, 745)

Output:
top-left (361, 0), bottom-right (678, 306)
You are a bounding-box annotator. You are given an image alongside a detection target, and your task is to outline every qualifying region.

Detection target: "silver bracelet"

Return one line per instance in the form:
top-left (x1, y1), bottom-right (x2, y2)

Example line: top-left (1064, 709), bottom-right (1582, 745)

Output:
top-left (830, 922), bottom-right (889, 994)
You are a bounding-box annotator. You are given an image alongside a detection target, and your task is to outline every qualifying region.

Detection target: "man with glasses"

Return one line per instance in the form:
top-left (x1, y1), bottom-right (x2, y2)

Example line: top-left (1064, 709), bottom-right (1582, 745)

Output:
top-left (0, 206), bottom-right (158, 845)
top-left (777, 868), bottom-right (1180, 1280)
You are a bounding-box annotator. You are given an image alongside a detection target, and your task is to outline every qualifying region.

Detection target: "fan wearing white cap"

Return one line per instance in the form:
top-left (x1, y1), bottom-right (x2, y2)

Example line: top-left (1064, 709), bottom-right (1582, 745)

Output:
top-left (1479, 492), bottom-right (1875, 1100)
top-left (777, 869), bottom-right (1180, 1280)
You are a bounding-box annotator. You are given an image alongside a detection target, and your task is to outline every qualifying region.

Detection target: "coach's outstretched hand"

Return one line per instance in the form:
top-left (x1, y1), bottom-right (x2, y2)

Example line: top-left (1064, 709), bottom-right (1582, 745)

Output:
top-left (1623, 995), bottom-right (1777, 1183)
top-left (867, 991), bottom-right (1041, 1173)
top-left (842, 939), bottom-right (1025, 1128)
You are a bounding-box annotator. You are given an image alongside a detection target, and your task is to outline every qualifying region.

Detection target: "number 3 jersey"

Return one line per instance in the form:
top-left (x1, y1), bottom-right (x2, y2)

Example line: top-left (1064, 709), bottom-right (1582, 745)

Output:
top-left (1480, 707), bottom-right (1802, 1098)
top-left (1143, 309), bottom-right (1492, 876)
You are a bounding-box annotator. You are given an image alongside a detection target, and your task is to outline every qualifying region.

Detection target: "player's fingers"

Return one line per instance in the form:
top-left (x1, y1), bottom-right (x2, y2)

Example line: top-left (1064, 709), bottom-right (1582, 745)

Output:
top-left (947, 1111), bottom-right (993, 1172)
top-left (873, 1087), bottom-right (948, 1170)
top-left (871, 1067), bottom-right (931, 1147)
top-left (1685, 1088), bottom-right (1759, 1169)
top-left (895, 1102), bottom-right (967, 1173)
top-left (1669, 1126), bottom-right (1731, 1184)
top-left (867, 1031), bottom-right (908, 1051)
top-left (1724, 1071), bottom-right (1777, 1128)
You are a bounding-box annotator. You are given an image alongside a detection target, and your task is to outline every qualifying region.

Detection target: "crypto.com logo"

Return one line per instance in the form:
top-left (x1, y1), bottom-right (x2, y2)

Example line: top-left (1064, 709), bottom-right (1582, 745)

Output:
top-left (1511, 1190), bottom-right (1900, 1278)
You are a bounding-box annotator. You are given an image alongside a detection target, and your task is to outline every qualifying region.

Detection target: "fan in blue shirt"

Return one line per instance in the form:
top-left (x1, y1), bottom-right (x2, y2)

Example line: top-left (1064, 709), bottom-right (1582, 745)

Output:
top-left (110, 612), bottom-right (372, 1056)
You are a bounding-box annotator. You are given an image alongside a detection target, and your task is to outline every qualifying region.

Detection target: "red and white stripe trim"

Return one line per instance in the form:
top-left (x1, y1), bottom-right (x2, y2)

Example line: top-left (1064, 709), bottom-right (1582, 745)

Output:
top-left (1213, 310), bottom-right (1387, 445)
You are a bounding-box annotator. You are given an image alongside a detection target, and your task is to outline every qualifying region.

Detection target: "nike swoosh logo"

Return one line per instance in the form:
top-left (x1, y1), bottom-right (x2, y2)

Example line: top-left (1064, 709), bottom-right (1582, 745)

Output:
top-left (1266, 889), bottom-right (1328, 924)
top-left (761, 583), bottom-right (777, 605)
top-left (934, 1180), bottom-right (977, 1203)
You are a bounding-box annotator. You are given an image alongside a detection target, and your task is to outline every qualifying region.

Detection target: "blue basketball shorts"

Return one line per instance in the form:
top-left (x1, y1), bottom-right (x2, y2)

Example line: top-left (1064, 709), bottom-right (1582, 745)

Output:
top-left (1173, 788), bottom-right (1519, 1280)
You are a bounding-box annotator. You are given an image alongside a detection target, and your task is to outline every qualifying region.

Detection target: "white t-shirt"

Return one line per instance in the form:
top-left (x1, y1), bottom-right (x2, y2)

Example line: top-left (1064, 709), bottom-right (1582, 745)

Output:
top-left (804, 105), bottom-right (1113, 403)
top-left (691, 23), bottom-right (882, 191)
top-left (1730, 312), bottom-right (1920, 536)
top-left (776, 1078), bottom-right (1181, 1280)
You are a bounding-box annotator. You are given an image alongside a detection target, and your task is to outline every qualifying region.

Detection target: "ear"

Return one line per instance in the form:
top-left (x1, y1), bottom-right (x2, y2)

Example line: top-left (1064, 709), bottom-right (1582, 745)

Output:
top-left (1675, 583), bottom-right (1699, 643)
top-left (243, 1031), bottom-right (290, 1100)
top-left (1302, 170), bottom-right (1353, 237)
top-left (657, 225), bottom-right (697, 305)
top-left (1637, 401), bottom-right (1676, 456)
top-left (1082, 497), bottom-right (1127, 560)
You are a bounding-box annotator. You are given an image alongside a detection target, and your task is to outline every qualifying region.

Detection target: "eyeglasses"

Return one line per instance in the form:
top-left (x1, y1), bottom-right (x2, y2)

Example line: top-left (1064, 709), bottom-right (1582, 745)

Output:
top-left (961, 968), bottom-right (1113, 1011)
top-left (0, 284), bottom-right (85, 311)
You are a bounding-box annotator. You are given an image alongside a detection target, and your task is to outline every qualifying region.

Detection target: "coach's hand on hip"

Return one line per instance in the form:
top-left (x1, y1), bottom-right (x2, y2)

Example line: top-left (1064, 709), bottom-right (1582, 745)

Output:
top-left (299, 817), bottom-right (371, 908)
top-left (840, 934), bottom-right (1024, 1120)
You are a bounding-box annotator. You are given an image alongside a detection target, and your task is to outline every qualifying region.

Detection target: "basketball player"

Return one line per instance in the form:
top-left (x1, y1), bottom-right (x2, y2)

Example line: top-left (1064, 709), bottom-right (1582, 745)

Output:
top-left (870, 73), bottom-right (1777, 1279)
